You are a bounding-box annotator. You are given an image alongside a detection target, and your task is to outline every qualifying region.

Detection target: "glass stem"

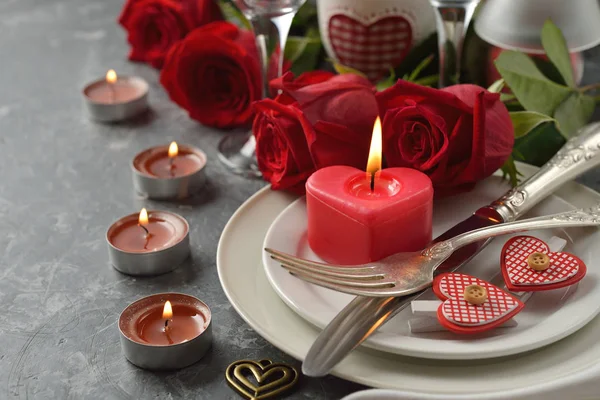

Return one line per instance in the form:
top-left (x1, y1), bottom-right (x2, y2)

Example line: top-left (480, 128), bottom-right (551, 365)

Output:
top-left (430, 1), bottom-right (479, 87)
top-left (248, 12), bottom-right (294, 99)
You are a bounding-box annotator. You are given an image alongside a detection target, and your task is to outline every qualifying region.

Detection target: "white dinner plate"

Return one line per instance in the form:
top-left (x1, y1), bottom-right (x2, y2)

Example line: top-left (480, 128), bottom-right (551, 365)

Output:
top-left (217, 164), bottom-right (600, 395)
top-left (261, 172), bottom-right (600, 359)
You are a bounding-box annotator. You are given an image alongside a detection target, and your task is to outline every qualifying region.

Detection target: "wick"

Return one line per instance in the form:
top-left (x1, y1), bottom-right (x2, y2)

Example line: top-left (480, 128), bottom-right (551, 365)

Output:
top-left (164, 321), bottom-right (174, 345)
top-left (139, 224), bottom-right (149, 236)
top-left (370, 173), bottom-right (375, 192)
top-left (168, 157), bottom-right (175, 177)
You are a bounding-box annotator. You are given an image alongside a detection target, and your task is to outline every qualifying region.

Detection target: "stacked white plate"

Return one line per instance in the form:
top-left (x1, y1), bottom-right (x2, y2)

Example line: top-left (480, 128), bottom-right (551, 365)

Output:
top-left (217, 164), bottom-right (600, 398)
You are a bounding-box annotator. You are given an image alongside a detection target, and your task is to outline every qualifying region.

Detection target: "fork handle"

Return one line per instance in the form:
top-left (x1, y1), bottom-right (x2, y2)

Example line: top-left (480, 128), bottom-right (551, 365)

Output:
top-left (430, 204), bottom-right (600, 258)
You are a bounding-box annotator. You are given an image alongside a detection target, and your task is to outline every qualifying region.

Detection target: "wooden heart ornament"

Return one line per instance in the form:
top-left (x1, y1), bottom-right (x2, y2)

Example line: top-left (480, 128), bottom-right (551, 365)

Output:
top-left (225, 359), bottom-right (299, 400)
top-left (328, 14), bottom-right (413, 80)
top-left (433, 273), bottom-right (525, 334)
top-left (501, 236), bottom-right (587, 292)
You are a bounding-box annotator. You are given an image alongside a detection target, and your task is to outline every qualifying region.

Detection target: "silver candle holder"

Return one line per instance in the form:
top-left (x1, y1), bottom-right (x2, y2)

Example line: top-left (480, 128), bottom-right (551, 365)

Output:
top-left (118, 293), bottom-right (212, 370)
top-left (83, 70), bottom-right (149, 122)
top-left (106, 210), bottom-right (190, 276)
top-left (132, 144), bottom-right (207, 200)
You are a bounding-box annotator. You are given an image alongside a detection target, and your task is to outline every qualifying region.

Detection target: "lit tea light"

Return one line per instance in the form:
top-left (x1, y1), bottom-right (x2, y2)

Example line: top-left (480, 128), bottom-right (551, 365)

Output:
top-left (132, 142), bottom-right (207, 200)
top-left (106, 209), bottom-right (190, 276)
top-left (119, 293), bottom-right (212, 370)
top-left (83, 69), bottom-right (149, 122)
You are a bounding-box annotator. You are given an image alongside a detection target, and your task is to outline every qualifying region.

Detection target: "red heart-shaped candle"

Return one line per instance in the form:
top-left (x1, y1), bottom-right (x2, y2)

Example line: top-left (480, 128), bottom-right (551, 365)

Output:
top-left (501, 236), bottom-right (586, 292)
top-left (433, 273), bottom-right (525, 334)
top-left (306, 166), bottom-right (433, 265)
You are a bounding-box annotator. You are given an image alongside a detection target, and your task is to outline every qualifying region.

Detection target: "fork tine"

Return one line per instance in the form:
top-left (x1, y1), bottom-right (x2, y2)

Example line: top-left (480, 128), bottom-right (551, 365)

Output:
top-left (265, 248), bottom-right (375, 273)
top-left (279, 262), bottom-right (395, 289)
top-left (288, 270), bottom-right (394, 297)
top-left (271, 254), bottom-right (385, 280)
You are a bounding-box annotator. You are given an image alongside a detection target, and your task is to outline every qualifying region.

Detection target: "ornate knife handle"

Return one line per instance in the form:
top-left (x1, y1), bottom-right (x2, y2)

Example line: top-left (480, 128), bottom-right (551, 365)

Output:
top-left (492, 122), bottom-right (600, 222)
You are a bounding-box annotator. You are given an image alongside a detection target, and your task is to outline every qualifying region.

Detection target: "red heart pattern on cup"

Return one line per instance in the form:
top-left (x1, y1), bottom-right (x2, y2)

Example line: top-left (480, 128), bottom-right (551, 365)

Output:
top-left (501, 236), bottom-right (587, 292)
top-left (433, 273), bottom-right (524, 334)
top-left (328, 14), bottom-right (412, 80)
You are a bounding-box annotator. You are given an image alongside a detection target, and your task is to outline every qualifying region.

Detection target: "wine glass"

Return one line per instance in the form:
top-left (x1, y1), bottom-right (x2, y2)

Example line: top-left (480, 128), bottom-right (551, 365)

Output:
top-left (428, 0), bottom-right (481, 87)
top-left (218, 0), bottom-right (307, 178)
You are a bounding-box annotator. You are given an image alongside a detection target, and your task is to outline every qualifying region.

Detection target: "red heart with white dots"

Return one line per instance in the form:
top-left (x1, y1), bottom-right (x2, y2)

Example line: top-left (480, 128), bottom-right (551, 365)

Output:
top-left (501, 236), bottom-right (586, 292)
top-left (328, 14), bottom-right (413, 80)
top-left (433, 273), bottom-right (524, 334)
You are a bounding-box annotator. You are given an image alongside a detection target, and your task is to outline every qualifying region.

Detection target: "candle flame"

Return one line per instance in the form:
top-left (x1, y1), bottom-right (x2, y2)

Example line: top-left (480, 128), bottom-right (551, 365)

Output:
top-left (168, 141), bottom-right (178, 158)
top-left (106, 69), bottom-right (117, 84)
top-left (138, 208), bottom-right (149, 226)
top-left (366, 117), bottom-right (382, 175)
top-left (162, 301), bottom-right (173, 319)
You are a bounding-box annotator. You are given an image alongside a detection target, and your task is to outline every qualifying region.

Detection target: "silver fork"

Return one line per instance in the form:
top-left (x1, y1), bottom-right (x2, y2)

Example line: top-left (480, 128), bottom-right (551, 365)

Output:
top-left (266, 204), bottom-right (600, 297)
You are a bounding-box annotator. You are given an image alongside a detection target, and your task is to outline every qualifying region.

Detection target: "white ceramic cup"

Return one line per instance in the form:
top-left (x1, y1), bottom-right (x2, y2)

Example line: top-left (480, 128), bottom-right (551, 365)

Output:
top-left (317, 0), bottom-right (436, 80)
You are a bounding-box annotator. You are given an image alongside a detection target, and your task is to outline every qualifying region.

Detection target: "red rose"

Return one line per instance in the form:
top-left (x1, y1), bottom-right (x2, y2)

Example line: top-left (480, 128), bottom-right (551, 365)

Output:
top-left (254, 71), bottom-right (379, 193)
top-left (377, 80), bottom-right (514, 194)
top-left (160, 22), bottom-right (262, 128)
top-left (118, 0), bottom-right (222, 69)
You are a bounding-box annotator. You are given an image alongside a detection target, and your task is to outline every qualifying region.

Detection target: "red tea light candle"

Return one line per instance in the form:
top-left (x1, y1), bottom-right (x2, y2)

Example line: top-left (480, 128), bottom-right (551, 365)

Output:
top-left (83, 69), bottom-right (149, 122)
top-left (132, 142), bottom-right (207, 200)
top-left (106, 208), bottom-right (190, 276)
top-left (306, 117), bottom-right (434, 265)
top-left (119, 293), bottom-right (212, 370)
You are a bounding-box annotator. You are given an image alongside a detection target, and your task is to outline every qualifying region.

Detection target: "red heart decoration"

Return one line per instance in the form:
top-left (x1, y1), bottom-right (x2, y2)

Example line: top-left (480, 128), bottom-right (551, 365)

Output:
top-left (328, 14), bottom-right (413, 80)
top-left (501, 236), bottom-right (586, 292)
top-left (433, 273), bottom-right (524, 334)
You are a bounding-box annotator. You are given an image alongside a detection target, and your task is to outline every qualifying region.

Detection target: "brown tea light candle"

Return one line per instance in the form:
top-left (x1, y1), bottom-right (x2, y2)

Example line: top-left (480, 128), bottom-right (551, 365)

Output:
top-left (118, 293), bottom-right (212, 370)
top-left (132, 142), bottom-right (207, 200)
top-left (83, 69), bottom-right (149, 122)
top-left (106, 208), bottom-right (190, 276)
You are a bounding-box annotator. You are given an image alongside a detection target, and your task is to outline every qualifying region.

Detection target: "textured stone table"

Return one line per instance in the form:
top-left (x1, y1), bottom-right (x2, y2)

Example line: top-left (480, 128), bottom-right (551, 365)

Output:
top-left (0, 0), bottom-right (599, 399)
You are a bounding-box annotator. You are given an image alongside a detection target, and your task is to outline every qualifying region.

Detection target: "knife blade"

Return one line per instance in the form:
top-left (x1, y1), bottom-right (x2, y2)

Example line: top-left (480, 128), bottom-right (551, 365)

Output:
top-left (302, 122), bottom-right (600, 377)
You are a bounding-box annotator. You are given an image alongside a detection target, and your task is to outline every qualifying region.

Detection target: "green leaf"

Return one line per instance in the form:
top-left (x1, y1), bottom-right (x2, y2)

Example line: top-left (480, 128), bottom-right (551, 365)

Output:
top-left (541, 19), bottom-right (575, 87)
top-left (218, 0), bottom-right (251, 30)
top-left (494, 51), bottom-right (573, 115)
top-left (553, 92), bottom-right (595, 138)
top-left (500, 156), bottom-right (522, 186)
top-left (332, 61), bottom-right (367, 78)
top-left (284, 28), bottom-right (322, 75)
top-left (487, 79), bottom-right (505, 93)
top-left (514, 122), bottom-right (566, 167)
top-left (500, 93), bottom-right (516, 102)
top-left (510, 111), bottom-right (557, 139)
top-left (292, 2), bottom-right (317, 28)
top-left (407, 55), bottom-right (434, 82)
top-left (412, 75), bottom-right (438, 87)
top-left (376, 69), bottom-right (396, 91)
top-left (532, 57), bottom-right (567, 86)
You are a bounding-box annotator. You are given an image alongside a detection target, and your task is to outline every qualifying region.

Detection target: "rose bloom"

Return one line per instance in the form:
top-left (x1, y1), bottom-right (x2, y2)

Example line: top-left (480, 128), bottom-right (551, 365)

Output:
top-left (118, 0), bottom-right (222, 69)
top-left (377, 80), bottom-right (514, 194)
top-left (160, 22), bottom-right (263, 128)
top-left (253, 71), bottom-right (379, 194)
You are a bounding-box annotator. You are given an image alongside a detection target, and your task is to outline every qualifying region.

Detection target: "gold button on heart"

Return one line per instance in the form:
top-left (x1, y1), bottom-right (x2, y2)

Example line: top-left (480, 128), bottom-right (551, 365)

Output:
top-left (226, 359), bottom-right (299, 400)
top-left (464, 284), bottom-right (487, 305)
top-left (527, 252), bottom-right (551, 271)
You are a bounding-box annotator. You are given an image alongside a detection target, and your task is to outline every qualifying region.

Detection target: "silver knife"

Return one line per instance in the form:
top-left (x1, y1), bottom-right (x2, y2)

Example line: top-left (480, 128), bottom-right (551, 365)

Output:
top-left (302, 122), bottom-right (600, 377)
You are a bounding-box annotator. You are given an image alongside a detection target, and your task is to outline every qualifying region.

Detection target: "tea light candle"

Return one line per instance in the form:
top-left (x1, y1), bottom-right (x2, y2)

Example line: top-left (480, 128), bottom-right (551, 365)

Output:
top-left (119, 293), bottom-right (212, 370)
top-left (306, 117), bottom-right (434, 265)
top-left (132, 142), bottom-right (207, 200)
top-left (106, 208), bottom-right (190, 276)
top-left (83, 69), bottom-right (149, 122)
